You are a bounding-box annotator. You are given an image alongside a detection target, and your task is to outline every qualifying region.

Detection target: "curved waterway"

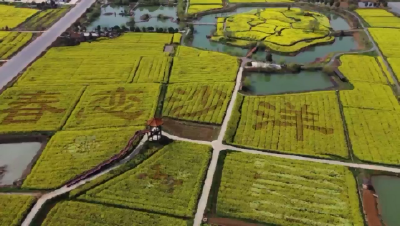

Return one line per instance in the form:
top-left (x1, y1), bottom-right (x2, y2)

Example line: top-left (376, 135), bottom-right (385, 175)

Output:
top-left (372, 176), bottom-right (400, 226)
top-left (189, 7), bottom-right (357, 63)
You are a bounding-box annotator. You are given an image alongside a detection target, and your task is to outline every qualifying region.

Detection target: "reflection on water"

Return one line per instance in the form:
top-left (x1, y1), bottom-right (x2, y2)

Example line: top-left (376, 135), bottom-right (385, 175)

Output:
top-left (88, 6), bottom-right (178, 30)
top-left (372, 176), bottom-right (400, 226)
top-left (0, 142), bottom-right (42, 185)
top-left (245, 71), bottom-right (334, 95)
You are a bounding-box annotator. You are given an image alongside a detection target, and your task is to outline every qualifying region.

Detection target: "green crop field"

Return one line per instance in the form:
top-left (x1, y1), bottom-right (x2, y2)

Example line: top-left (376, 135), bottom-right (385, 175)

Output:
top-left (216, 151), bottom-right (364, 225)
top-left (225, 92), bottom-right (348, 158)
top-left (42, 201), bottom-right (188, 226)
top-left (163, 82), bottom-right (234, 124)
top-left (0, 194), bottom-right (36, 226)
top-left (132, 56), bottom-right (172, 83)
top-left (78, 141), bottom-right (211, 217)
top-left (22, 127), bottom-right (142, 189)
top-left (170, 53), bottom-right (239, 83)
top-left (64, 84), bottom-right (160, 130)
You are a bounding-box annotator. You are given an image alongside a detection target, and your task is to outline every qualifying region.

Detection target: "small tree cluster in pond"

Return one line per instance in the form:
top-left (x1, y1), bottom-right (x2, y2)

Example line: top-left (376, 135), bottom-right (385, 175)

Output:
top-left (0, 194), bottom-right (36, 226)
top-left (217, 152), bottom-right (364, 226)
top-left (163, 82), bottom-right (234, 124)
top-left (22, 126), bottom-right (143, 189)
top-left (226, 92), bottom-right (348, 158)
top-left (78, 141), bottom-right (211, 217)
top-left (41, 201), bottom-right (187, 226)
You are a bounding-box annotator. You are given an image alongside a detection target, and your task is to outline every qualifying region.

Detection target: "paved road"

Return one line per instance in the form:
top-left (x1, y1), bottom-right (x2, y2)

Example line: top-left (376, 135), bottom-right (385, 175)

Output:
top-left (0, 0), bottom-right (96, 90)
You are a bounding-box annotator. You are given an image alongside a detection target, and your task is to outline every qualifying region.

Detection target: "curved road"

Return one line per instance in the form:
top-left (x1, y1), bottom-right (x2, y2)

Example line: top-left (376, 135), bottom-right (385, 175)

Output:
top-left (0, 0), bottom-right (96, 89)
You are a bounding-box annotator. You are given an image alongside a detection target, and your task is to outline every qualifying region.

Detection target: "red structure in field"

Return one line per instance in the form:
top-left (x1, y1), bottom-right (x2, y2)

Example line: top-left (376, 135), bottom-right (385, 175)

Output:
top-left (146, 117), bottom-right (163, 141)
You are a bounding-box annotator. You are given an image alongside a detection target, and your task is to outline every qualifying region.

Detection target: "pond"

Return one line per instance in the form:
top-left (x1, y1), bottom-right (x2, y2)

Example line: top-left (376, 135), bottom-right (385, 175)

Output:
top-left (189, 25), bottom-right (357, 63)
top-left (0, 142), bottom-right (42, 186)
top-left (372, 175), bottom-right (400, 226)
top-left (189, 7), bottom-right (356, 63)
top-left (88, 5), bottom-right (179, 30)
top-left (244, 71), bottom-right (335, 95)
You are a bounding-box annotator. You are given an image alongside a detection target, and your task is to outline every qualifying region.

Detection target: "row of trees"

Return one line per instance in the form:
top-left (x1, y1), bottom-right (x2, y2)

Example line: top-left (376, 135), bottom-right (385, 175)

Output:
top-left (364, 1), bottom-right (388, 7)
top-left (307, 0), bottom-right (342, 7)
top-left (95, 25), bottom-right (179, 33)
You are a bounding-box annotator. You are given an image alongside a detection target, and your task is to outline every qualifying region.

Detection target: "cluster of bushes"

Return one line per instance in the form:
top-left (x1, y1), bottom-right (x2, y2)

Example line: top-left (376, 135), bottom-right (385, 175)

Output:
top-left (113, 25), bottom-right (180, 33)
top-left (306, 0), bottom-right (341, 7)
top-left (364, 1), bottom-right (388, 7)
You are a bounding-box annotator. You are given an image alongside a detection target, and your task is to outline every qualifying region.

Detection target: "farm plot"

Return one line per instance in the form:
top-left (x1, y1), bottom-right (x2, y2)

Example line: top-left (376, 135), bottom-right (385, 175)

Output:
top-left (0, 86), bottom-right (84, 133)
top-left (212, 8), bottom-right (333, 52)
top-left (170, 55), bottom-right (238, 83)
top-left (369, 28), bottom-right (400, 58)
top-left (344, 108), bottom-right (400, 165)
top-left (216, 152), bottom-right (364, 226)
top-left (175, 46), bottom-right (229, 57)
top-left (340, 82), bottom-right (399, 111)
top-left (16, 33), bottom-right (171, 86)
top-left (22, 126), bottom-right (142, 189)
top-left (132, 57), bottom-right (172, 83)
top-left (356, 9), bottom-right (394, 17)
top-left (42, 201), bottom-right (188, 226)
top-left (338, 55), bottom-right (390, 84)
top-left (388, 58), bottom-right (400, 83)
top-left (19, 7), bottom-right (69, 30)
top-left (163, 82), bottom-right (234, 124)
top-left (0, 194), bottom-right (36, 226)
top-left (356, 9), bottom-right (400, 28)
top-left (225, 92), bottom-right (348, 158)
top-left (0, 32), bottom-right (33, 60)
top-left (188, 0), bottom-right (222, 14)
top-left (172, 33), bottom-right (182, 44)
top-left (188, 5), bottom-right (223, 14)
top-left (64, 84), bottom-right (160, 130)
top-left (78, 141), bottom-right (211, 217)
top-left (0, 5), bottom-right (38, 29)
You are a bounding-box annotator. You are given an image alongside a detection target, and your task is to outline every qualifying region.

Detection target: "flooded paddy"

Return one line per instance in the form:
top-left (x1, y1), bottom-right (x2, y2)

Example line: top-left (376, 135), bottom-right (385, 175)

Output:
top-left (0, 142), bottom-right (42, 186)
top-left (243, 71), bottom-right (336, 95)
top-left (372, 176), bottom-right (400, 226)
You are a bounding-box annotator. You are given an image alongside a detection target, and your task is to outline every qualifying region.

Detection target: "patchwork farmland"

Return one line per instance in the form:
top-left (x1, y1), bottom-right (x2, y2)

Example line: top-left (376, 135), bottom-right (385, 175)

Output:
top-left (0, 1), bottom-right (400, 226)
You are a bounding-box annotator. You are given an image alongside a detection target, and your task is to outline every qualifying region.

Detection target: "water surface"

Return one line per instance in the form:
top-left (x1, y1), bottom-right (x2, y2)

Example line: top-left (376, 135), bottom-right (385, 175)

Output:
top-left (372, 175), bottom-right (400, 226)
top-left (88, 6), bottom-right (178, 30)
top-left (245, 71), bottom-right (334, 95)
top-left (0, 142), bottom-right (42, 185)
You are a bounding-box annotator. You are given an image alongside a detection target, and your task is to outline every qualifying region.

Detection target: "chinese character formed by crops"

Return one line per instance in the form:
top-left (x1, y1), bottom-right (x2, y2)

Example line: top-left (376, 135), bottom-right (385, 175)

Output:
top-left (2, 91), bottom-right (65, 124)
top-left (89, 87), bottom-right (143, 120)
top-left (254, 102), bottom-right (334, 141)
top-left (168, 86), bottom-right (228, 117)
